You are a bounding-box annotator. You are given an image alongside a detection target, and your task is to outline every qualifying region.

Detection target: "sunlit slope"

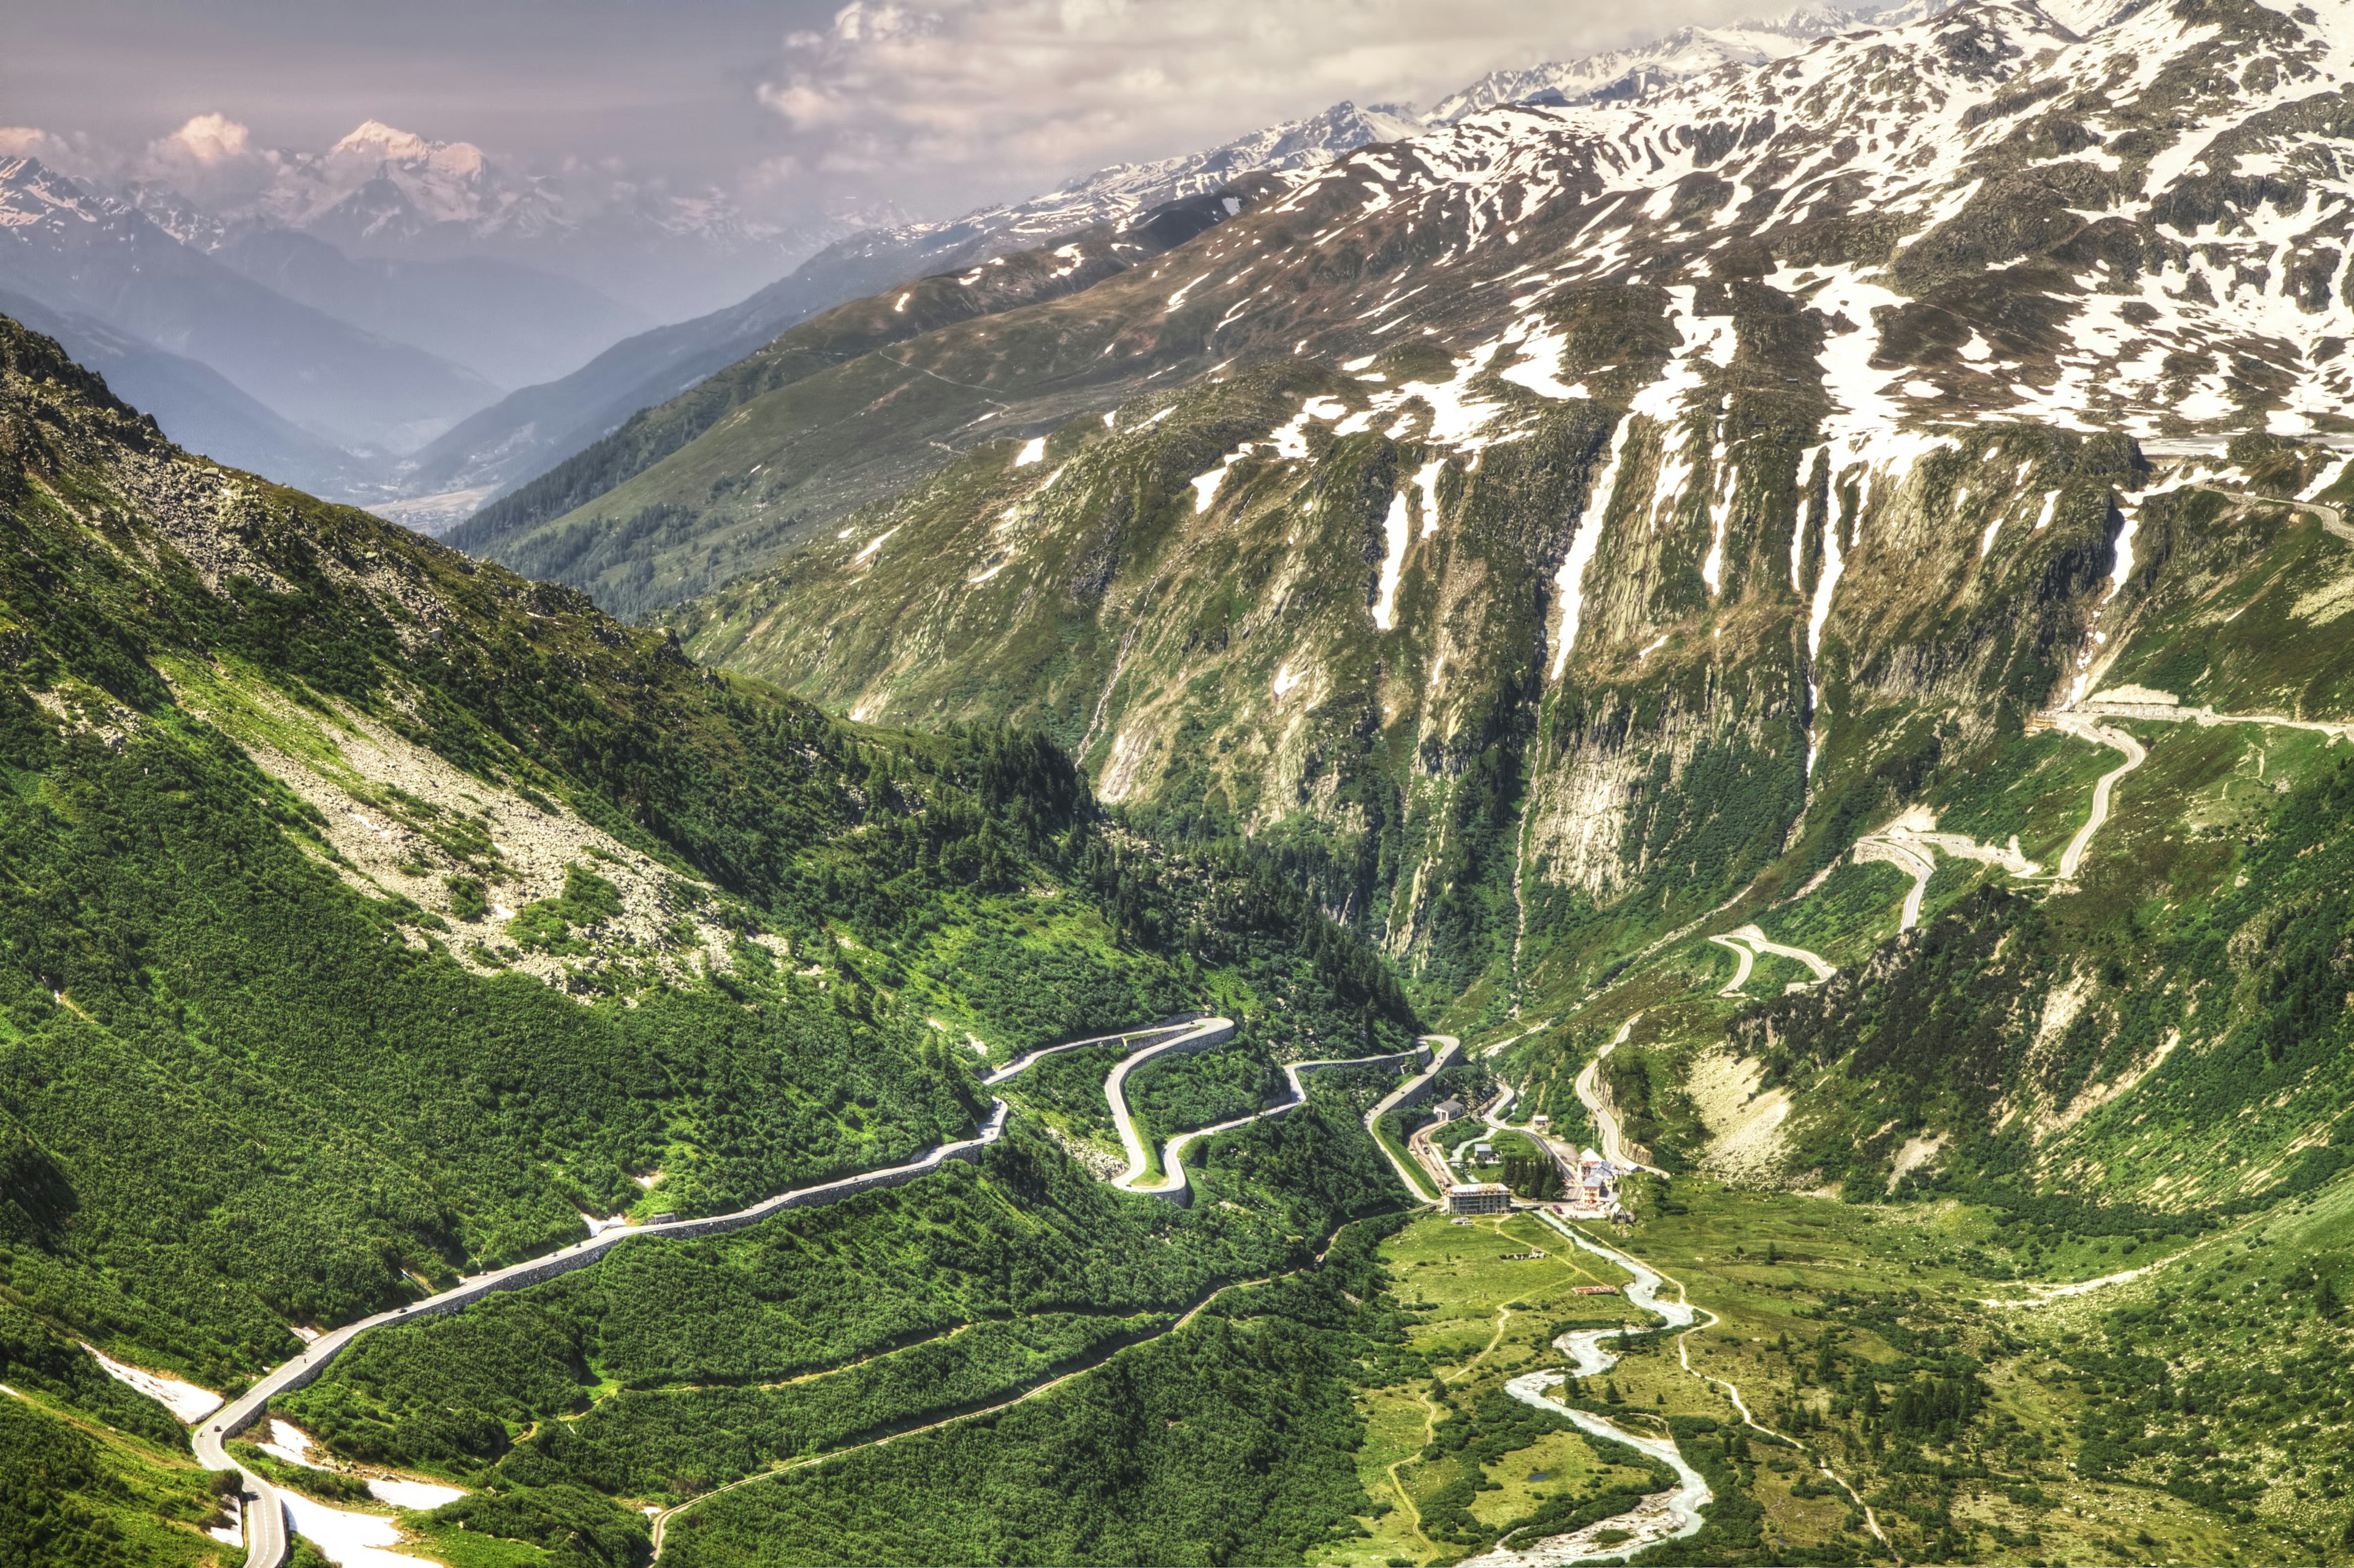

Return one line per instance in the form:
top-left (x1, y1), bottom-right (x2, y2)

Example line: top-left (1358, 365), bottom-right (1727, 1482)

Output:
top-left (446, 189), bottom-right (1267, 617)
top-left (0, 305), bottom-right (1414, 1514)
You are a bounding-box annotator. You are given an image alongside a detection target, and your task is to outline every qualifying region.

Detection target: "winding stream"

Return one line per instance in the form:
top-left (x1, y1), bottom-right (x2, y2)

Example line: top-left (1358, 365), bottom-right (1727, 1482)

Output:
top-left (1460, 1217), bottom-right (1711, 1566)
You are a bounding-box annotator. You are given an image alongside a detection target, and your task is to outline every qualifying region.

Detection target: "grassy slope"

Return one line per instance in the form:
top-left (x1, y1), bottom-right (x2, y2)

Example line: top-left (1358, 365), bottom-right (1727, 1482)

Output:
top-left (445, 188), bottom-right (1274, 619)
top-left (272, 1107), bottom-right (1411, 1567)
top-left (0, 311), bottom-right (1423, 1565)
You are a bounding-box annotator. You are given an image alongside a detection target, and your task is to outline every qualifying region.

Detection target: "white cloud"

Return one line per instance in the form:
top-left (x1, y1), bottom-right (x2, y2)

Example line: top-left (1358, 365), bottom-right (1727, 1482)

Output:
top-left (0, 126), bottom-right (99, 172)
top-left (752, 0), bottom-right (1748, 209)
top-left (163, 112), bottom-right (251, 163)
top-left (134, 112), bottom-right (281, 204)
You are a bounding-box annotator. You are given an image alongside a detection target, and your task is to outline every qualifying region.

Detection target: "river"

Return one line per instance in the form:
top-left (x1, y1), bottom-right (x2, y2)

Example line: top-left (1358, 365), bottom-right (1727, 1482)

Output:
top-left (1458, 1217), bottom-right (1713, 1567)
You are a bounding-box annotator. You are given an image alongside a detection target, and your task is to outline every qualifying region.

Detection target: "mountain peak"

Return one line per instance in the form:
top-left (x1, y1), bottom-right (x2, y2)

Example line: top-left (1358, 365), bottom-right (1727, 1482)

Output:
top-left (331, 120), bottom-right (435, 161)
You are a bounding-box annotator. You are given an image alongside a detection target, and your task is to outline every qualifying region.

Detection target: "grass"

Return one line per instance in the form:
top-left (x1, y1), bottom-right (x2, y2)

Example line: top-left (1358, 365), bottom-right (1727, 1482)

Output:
top-left (1606, 1179), bottom-right (2328, 1564)
top-left (1932, 728), bottom-right (2125, 869)
top-left (1322, 1211), bottom-right (1665, 1566)
top-left (1377, 1117), bottom-right (1439, 1200)
top-left (1757, 859), bottom-right (1914, 970)
top-left (398, 1518), bottom-right (551, 1567)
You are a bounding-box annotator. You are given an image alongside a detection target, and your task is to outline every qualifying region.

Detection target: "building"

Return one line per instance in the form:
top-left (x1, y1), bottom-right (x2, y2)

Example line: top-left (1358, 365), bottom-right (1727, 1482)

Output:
top-left (1471, 1141), bottom-right (1495, 1165)
top-left (1576, 1148), bottom-right (1620, 1205)
top-left (1529, 1113), bottom-right (1552, 1132)
top-left (1432, 1098), bottom-right (1467, 1125)
top-left (1447, 1182), bottom-right (1512, 1216)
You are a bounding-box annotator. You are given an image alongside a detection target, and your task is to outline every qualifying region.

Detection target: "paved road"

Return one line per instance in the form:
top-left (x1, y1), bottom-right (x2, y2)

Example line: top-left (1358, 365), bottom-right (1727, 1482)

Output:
top-left (1706, 934), bottom-right (1756, 996)
top-left (1853, 833), bottom-right (1936, 931)
top-left (2043, 711), bottom-right (2147, 881)
top-left (2065, 698), bottom-right (2353, 744)
top-left (1705, 926), bottom-right (1834, 998)
top-left (980, 1019), bottom-right (1197, 1088)
top-left (1572, 1014), bottom-right (1667, 1178)
top-left (190, 1102), bottom-right (1013, 1568)
top-left (2189, 484), bottom-right (2354, 544)
top-left (1124, 1037), bottom-right (1453, 1201)
top-left (1097, 1017), bottom-right (1243, 1194)
top-left (1364, 1036), bottom-right (1463, 1201)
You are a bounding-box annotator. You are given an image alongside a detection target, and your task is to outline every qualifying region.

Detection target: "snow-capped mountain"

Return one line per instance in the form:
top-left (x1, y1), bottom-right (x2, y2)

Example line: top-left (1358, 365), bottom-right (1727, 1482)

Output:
top-left (1427, 4), bottom-right (1929, 121)
top-left (615, 0), bottom-right (2354, 1066)
top-left (1295, 0), bottom-right (2354, 444)
top-left (883, 100), bottom-right (1429, 254)
top-left (482, 0), bottom-right (2354, 593)
top-left (0, 155), bottom-right (498, 454)
top-left (802, 99), bottom-right (1432, 299)
top-left (120, 121), bottom-right (850, 322)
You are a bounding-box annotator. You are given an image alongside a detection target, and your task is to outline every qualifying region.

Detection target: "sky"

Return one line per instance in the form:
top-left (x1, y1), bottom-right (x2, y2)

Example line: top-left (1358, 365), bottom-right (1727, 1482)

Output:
top-left (4, 0), bottom-right (1775, 226)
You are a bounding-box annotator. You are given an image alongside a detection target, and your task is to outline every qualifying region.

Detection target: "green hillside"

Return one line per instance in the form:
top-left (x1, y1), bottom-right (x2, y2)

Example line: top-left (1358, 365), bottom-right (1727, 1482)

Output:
top-left (444, 185), bottom-right (1278, 618)
top-left (0, 312), bottom-right (1422, 1566)
top-left (14, 0), bottom-right (2354, 1549)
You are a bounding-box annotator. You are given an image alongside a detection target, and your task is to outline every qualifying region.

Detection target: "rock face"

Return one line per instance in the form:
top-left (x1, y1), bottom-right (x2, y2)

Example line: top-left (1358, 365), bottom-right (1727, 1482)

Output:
top-left (639, 0), bottom-right (2352, 1022)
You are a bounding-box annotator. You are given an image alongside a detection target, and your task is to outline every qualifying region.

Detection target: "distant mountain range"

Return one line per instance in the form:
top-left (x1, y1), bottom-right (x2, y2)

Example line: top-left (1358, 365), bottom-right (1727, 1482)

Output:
top-left (123, 118), bottom-right (851, 323)
top-left (0, 156), bottom-right (500, 457)
top-left (0, 6), bottom-right (1927, 525)
top-left (0, 120), bottom-right (861, 503)
top-left (384, 101), bottom-right (1427, 529)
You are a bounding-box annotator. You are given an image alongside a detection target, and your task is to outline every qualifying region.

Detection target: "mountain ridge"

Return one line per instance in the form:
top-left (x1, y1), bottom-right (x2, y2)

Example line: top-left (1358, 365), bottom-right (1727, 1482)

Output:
top-left (0, 155), bottom-right (501, 454)
top-left (642, 0), bottom-right (2354, 1222)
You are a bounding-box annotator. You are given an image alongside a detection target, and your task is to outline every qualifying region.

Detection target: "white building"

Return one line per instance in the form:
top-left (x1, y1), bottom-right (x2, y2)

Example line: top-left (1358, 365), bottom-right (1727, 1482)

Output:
top-left (1447, 1182), bottom-right (1512, 1216)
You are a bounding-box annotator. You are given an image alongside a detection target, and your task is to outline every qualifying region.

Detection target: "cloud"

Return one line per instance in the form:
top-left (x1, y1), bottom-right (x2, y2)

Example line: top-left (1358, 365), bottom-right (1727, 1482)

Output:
top-left (162, 112), bottom-right (251, 163)
top-left (132, 113), bottom-right (281, 203)
top-left (750, 0), bottom-right (1745, 210)
top-left (0, 126), bottom-right (101, 172)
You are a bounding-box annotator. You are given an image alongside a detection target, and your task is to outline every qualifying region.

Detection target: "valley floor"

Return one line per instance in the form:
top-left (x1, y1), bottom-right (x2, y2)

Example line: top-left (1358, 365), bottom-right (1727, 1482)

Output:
top-left (1312, 1174), bottom-right (2351, 1568)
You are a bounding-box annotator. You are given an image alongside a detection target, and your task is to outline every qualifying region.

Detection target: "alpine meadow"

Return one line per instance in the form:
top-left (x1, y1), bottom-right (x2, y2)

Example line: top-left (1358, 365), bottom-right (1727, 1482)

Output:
top-left (9, 1), bottom-right (2354, 1566)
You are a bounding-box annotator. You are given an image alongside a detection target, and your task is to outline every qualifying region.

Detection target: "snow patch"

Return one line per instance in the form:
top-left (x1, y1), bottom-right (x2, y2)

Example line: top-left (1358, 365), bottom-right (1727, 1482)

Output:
top-left (370, 1477), bottom-right (466, 1510)
top-left (83, 1344), bottom-right (221, 1422)
top-left (1412, 458), bottom-right (1448, 537)
top-left (1551, 419), bottom-right (1632, 679)
top-left (278, 1491), bottom-right (415, 1568)
top-left (261, 1418), bottom-right (325, 1470)
top-left (1371, 492), bottom-right (1412, 631)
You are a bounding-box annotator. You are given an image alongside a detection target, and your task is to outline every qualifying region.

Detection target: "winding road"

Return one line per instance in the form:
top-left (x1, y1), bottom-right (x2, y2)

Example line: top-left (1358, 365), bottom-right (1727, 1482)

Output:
top-left (197, 1018), bottom-right (1461, 1565)
top-left (2043, 711), bottom-right (2147, 881)
top-left (2065, 697), bottom-right (2353, 744)
top-left (1851, 834), bottom-right (1937, 932)
top-left (1116, 1040), bottom-right (1450, 1200)
top-left (1572, 1015), bottom-right (1666, 1177)
top-left (1705, 926), bottom-right (1835, 999)
top-left (1362, 1035), bottom-right (1465, 1200)
top-left (196, 1102), bottom-right (1016, 1568)
top-left (2187, 484), bottom-right (2354, 544)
